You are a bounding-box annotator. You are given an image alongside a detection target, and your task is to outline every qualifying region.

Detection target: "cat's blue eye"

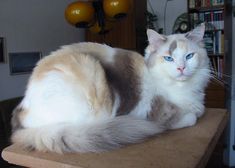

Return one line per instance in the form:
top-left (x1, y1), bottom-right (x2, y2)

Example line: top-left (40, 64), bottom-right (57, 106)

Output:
top-left (186, 53), bottom-right (194, 60)
top-left (163, 56), bottom-right (174, 62)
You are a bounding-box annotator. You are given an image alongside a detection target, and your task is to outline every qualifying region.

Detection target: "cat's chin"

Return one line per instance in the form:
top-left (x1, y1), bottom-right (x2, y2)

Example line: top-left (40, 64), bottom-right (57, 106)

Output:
top-left (175, 76), bottom-right (188, 81)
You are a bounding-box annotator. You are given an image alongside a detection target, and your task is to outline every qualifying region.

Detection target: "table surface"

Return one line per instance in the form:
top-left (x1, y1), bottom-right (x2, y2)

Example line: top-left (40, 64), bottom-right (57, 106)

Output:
top-left (2, 108), bottom-right (228, 168)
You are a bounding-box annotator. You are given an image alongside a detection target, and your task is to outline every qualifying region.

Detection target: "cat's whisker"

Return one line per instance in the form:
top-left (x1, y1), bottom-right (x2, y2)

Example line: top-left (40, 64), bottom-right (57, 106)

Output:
top-left (198, 67), bottom-right (231, 86)
top-left (209, 67), bottom-right (231, 78)
top-left (215, 72), bottom-right (231, 78)
top-left (197, 68), bottom-right (225, 86)
top-left (209, 75), bottom-right (225, 86)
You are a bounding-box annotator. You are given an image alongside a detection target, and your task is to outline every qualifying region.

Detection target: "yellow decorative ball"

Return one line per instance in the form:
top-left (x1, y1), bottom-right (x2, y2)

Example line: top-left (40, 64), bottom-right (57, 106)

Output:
top-left (103, 0), bottom-right (131, 19)
top-left (65, 1), bottom-right (95, 27)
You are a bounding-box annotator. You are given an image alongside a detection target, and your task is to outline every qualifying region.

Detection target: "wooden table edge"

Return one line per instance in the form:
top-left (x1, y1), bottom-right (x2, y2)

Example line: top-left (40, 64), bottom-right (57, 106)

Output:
top-left (196, 110), bottom-right (229, 168)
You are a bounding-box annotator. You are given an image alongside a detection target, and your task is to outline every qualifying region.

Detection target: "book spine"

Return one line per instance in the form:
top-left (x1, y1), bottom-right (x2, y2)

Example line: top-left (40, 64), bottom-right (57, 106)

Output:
top-left (202, 0), bottom-right (205, 7)
top-left (218, 31), bottom-right (221, 54)
top-left (199, 12), bottom-right (204, 22)
top-left (210, 12), bottom-right (214, 27)
top-left (213, 11), bottom-right (219, 29)
top-left (189, 0), bottom-right (195, 8)
top-left (220, 31), bottom-right (224, 54)
top-left (217, 56), bottom-right (220, 78)
top-left (206, 0), bottom-right (211, 7)
top-left (213, 32), bottom-right (216, 54)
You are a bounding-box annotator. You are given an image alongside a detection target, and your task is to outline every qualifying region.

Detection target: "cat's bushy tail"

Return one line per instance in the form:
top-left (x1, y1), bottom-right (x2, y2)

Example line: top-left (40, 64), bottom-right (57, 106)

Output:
top-left (11, 116), bottom-right (164, 153)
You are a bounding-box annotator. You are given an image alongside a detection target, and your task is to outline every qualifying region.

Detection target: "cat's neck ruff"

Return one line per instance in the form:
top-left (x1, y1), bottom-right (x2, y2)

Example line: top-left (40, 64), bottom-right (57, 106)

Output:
top-left (144, 64), bottom-right (209, 115)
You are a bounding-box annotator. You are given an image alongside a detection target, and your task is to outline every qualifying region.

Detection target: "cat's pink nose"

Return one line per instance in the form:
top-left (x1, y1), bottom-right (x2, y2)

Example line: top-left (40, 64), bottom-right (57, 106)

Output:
top-left (177, 67), bottom-right (185, 73)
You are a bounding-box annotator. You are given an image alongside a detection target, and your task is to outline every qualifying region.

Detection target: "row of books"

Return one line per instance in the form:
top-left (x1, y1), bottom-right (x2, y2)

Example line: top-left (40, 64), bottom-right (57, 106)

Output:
top-left (189, 10), bottom-right (224, 30)
top-left (200, 10), bottom-right (224, 30)
top-left (189, 0), bottom-right (224, 8)
top-left (204, 30), bottom-right (224, 55)
top-left (209, 56), bottom-right (224, 79)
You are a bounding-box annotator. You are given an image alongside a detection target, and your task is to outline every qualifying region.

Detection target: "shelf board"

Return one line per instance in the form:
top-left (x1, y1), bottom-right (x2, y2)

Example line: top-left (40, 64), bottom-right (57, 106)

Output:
top-left (205, 29), bottom-right (224, 32)
top-left (189, 5), bottom-right (224, 12)
top-left (208, 54), bottom-right (224, 57)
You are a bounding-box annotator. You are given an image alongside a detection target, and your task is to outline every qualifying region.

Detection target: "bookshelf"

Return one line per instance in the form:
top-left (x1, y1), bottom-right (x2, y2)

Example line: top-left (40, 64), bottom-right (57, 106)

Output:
top-left (187, 0), bottom-right (232, 108)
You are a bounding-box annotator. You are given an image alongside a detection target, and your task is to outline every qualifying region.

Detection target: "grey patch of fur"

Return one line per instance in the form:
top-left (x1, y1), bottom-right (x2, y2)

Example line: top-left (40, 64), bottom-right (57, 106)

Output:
top-left (169, 40), bottom-right (177, 55)
top-left (103, 49), bottom-right (141, 116)
top-left (25, 145), bottom-right (35, 151)
top-left (147, 96), bottom-right (180, 128)
top-left (11, 105), bottom-right (24, 133)
top-left (79, 48), bottom-right (141, 116)
top-left (65, 117), bottom-right (165, 152)
top-left (61, 136), bottom-right (72, 151)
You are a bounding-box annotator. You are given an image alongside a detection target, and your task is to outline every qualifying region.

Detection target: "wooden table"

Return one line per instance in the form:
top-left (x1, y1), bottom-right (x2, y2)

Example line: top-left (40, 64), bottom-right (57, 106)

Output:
top-left (2, 108), bottom-right (228, 168)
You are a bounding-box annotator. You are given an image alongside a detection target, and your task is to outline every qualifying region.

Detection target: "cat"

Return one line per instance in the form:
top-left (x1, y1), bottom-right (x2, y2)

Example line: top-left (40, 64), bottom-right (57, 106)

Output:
top-left (11, 23), bottom-right (210, 153)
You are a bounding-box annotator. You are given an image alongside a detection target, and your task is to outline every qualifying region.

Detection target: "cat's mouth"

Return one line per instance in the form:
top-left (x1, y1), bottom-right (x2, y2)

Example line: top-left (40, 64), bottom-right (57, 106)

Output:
top-left (176, 74), bottom-right (190, 81)
top-left (176, 76), bottom-right (187, 81)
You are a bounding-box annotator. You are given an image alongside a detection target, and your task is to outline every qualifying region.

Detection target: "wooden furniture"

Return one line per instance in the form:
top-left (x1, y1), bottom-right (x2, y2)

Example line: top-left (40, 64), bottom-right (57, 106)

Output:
top-left (86, 0), bottom-right (147, 54)
top-left (0, 97), bottom-right (22, 167)
top-left (187, 0), bottom-right (232, 108)
top-left (2, 108), bottom-right (228, 168)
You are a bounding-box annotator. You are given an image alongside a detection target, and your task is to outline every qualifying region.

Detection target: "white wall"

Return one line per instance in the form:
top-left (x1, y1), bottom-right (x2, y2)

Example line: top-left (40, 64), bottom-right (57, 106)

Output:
top-left (0, 0), bottom-right (85, 101)
top-left (147, 0), bottom-right (187, 35)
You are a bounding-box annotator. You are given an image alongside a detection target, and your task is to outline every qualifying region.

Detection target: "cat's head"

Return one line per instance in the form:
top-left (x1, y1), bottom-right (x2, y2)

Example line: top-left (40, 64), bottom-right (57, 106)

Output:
top-left (145, 23), bottom-right (210, 82)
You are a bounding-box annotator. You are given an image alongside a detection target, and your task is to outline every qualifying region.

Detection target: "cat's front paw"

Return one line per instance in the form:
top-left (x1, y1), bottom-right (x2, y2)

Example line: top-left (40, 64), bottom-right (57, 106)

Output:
top-left (147, 96), bottom-right (179, 125)
top-left (170, 113), bottom-right (197, 129)
top-left (195, 108), bottom-right (205, 118)
top-left (190, 104), bottom-right (205, 118)
top-left (195, 111), bottom-right (204, 118)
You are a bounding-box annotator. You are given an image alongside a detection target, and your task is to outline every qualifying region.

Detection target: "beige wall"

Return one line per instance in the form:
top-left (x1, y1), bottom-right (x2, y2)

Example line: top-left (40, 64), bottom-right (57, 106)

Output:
top-left (0, 0), bottom-right (85, 100)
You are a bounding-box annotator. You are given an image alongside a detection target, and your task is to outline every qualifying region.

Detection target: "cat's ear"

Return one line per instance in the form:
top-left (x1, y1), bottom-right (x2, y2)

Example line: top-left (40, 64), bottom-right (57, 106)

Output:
top-left (145, 29), bottom-right (167, 67)
top-left (185, 23), bottom-right (205, 42)
top-left (147, 29), bottom-right (167, 51)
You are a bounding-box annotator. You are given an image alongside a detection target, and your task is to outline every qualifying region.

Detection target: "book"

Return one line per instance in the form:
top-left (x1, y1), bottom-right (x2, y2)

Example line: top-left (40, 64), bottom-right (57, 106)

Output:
top-left (204, 32), bottom-right (214, 54)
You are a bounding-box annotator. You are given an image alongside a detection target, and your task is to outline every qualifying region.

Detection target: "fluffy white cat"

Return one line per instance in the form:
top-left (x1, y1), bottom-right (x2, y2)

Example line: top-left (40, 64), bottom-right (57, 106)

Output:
top-left (11, 23), bottom-right (210, 153)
